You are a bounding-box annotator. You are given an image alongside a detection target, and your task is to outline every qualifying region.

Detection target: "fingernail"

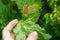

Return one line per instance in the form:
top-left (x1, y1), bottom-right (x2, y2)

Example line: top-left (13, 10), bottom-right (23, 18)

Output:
top-left (13, 19), bottom-right (18, 22)
top-left (32, 31), bottom-right (38, 36)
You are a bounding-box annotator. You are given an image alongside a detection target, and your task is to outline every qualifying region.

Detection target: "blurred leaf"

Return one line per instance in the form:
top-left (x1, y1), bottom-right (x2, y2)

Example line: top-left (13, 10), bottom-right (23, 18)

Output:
top-left (11, 0), bottom-right (42, 9)
top-left (13, 20), bottom-right (52, 40)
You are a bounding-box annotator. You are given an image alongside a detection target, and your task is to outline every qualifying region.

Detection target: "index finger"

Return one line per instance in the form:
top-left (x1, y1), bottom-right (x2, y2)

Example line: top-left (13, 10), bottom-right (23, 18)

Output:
top-left (3, 19), bottom-right (18, 32)
top-left (2, 19), bottom-right (18, 40)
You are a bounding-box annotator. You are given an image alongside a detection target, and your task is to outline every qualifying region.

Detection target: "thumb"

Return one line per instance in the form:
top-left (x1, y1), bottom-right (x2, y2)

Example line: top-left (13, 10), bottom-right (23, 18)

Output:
top-left (26, 31), bottom-right (38, 40)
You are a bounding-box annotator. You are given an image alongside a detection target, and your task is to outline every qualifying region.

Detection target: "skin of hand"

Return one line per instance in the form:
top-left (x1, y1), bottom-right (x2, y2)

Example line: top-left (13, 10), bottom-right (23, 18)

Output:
top-left (2, 19), bottom-right (38, 40)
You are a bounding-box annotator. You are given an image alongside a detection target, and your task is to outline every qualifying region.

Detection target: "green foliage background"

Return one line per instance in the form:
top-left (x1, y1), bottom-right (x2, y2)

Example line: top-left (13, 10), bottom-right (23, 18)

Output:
top-left (0, 0), bottom-right (60, 40)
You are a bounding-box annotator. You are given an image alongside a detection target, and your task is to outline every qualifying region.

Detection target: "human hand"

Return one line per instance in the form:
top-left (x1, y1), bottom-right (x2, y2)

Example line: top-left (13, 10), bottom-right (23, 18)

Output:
top-left (2, 19), bottom-right (38, 40)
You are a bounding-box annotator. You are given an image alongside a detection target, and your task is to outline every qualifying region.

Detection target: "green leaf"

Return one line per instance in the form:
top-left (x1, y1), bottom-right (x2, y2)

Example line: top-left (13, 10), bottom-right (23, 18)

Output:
top-left (11, 0), bottom-right (42, 9)
top-left (47, 0), bottom-right (58, 10)
top-left (0, 0), bottom-right (9, 30)
top-left (40, 6), bottom-right (60, 37)
top-left (13, 20), bottom-right (52, 40)
top-left (21, 4), bottom-right (41, 23)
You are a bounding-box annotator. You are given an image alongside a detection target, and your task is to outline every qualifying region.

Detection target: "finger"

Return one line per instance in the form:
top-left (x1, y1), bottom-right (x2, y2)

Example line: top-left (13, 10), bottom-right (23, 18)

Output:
top-left (4, 19), bottom-right (18, 32)
top-left (2, 19), bottom-right (18, 40)
top-left (26, 31), bottom-right (38, 40)
top-left (10, 32), bottom-right (16, 40)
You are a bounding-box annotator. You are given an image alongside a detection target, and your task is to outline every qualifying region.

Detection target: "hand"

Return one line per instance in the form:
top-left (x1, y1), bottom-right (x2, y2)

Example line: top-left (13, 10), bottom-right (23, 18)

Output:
top-left (2, 19), bottom-right (38, 40)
